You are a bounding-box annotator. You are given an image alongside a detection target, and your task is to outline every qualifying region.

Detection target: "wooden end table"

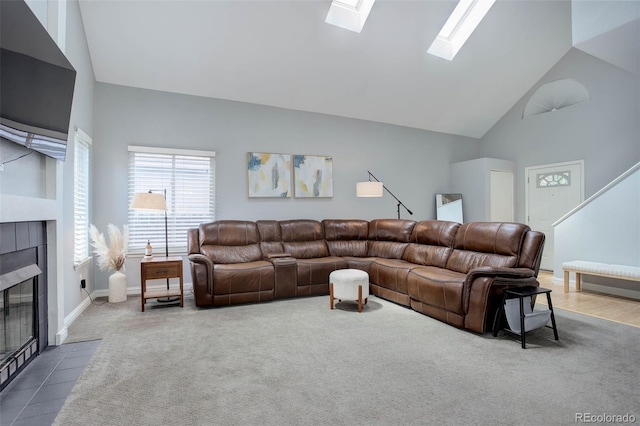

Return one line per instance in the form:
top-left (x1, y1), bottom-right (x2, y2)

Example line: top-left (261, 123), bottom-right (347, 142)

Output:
top-left (140, 256), bottom-right (184, 312)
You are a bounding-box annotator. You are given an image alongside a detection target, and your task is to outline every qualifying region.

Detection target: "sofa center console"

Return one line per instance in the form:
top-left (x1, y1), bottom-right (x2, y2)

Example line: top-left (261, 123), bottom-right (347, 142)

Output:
top-left (269, 255), bottom-right (297, 299)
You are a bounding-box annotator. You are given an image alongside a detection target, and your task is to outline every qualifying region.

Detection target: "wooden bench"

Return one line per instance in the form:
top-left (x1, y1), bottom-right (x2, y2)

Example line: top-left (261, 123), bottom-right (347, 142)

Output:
top-left (562, 261), bottom-right (640, 293)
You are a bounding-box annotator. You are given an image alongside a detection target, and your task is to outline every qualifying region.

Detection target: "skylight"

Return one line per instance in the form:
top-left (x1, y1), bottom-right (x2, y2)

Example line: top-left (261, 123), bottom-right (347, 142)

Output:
top-left (325, 0), bottom-right (376, 33)
top-left (427, 0), bottom-right (496, 61)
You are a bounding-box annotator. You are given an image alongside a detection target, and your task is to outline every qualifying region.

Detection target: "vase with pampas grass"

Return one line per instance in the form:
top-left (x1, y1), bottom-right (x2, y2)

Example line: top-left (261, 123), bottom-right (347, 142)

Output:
top-left (90, 224), bottom-right (129, 303)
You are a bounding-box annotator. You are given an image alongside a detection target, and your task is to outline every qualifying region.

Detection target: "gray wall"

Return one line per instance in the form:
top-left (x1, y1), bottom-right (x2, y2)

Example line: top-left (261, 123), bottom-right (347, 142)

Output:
top-left (92, 82), bottom-right (481, 290)
top-left (93, 82), bottom-right (480, 225)
top-left (449, 157), bottom-right (514, 223)
top-left (480, 48), bottom-right (640, 222)
top-left (61, 0), bottom-right (96, 317)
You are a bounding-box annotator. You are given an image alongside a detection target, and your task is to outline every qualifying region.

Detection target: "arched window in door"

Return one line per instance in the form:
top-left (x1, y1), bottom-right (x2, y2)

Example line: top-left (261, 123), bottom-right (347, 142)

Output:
top-left (537, 171), bottom-right (571, 188)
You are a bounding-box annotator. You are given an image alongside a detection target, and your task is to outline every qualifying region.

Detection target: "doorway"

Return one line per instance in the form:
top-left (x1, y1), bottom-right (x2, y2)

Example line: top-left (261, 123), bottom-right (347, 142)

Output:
top-left (490, 170), bottom-right (514, 222)
top-left (525, 161), bottom-right (584, 271)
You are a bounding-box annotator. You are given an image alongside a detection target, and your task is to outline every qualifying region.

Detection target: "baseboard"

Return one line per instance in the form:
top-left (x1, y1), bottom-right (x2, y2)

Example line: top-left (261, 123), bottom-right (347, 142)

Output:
top-left (93, 289), bottom-right (109, 298)
top-left (55, 327), bottom-right (68, 346)
top-left (580, 282), bottom-right (640, 300)
top-left (57, 294), bottom-right (93, 344)
top-left (93, 283), bottom-right (194, 299)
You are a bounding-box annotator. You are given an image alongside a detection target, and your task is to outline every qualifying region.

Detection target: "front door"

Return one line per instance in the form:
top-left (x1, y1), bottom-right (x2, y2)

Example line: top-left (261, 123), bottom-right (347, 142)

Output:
top-left (526, 161), bottom-right (584, 271)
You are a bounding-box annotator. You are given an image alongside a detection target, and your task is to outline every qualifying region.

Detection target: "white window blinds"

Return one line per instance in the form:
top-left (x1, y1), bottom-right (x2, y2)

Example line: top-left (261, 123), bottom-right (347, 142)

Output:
top-left (73, 129), bottom-right (92, 266)
top-left (127, 146), bottom-right (215, 254)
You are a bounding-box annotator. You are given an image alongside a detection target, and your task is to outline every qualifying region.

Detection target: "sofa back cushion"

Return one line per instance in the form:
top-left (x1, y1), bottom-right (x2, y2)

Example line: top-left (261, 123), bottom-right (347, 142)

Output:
top-left (403, 220), bottom-right (460, 268)
top-left (256, 220), bottom-right (285, 256)
top-left (322, 219), bottom-right (369, 257)
top-left (187, 228), bottom-right (200, 255)
top-left (445, 222), bottom-right (529, 273)
top-left (517, 230), bottom-right (545, 273)
top-left (367, 219), bottom-right (416, 259)
top-left (279, 219), bottom-right (330, 259)
top-left (198, 221), bottom-right (263, 264)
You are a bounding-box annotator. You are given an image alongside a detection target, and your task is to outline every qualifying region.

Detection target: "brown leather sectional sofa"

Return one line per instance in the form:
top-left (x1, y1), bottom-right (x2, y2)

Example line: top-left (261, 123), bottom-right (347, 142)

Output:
top-left (187, 219), bottom-right (545, 334)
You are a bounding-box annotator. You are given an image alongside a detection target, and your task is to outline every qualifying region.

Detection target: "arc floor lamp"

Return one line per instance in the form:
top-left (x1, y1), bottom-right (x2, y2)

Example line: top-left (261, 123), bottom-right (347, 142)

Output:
top-left (356, 171), bottom-right (413, 219)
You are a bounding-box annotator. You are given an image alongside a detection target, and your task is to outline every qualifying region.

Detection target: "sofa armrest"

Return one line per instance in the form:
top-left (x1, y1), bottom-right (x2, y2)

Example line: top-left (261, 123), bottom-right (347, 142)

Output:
top-left (465, 266), bottom-right (535, 284)
top-left (463, 267), bottom-right (539, 334)
top-left (188, 254), bottom-right (214, 294)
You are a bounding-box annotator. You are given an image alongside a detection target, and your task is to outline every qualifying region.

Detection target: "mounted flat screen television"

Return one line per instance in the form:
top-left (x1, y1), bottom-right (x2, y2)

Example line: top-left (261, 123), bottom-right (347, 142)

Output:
top-left (0, 0), bottom-right (76, 162)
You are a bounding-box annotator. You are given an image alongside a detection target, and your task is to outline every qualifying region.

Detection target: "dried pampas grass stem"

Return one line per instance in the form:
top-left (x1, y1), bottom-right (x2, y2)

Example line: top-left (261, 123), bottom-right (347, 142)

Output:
top-left (89, 224), bottom-right (129, 272)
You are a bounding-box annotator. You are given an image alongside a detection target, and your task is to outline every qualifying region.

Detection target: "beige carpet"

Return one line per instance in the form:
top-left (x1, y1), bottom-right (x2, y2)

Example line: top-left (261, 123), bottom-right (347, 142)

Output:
top-left (54, 294), bottom-right (639, 425)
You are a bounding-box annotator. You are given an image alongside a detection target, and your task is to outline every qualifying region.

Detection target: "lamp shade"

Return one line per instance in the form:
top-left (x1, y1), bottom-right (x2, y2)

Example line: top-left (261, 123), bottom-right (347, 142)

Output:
top-left (356, 181), bottom-right (383, 197)
top-left (130, 192), bottom-right (167, 211)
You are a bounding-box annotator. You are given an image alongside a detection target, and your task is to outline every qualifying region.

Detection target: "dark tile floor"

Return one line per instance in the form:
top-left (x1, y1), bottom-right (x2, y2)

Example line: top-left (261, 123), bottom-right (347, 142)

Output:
top-left (0, 340), bottom-right (100, 426)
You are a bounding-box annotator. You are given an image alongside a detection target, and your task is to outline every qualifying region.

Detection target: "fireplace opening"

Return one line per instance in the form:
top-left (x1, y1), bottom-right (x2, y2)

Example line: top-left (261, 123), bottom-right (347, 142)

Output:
top-left (0, 221), bottom-right (47, 391)
top-left (0, 275), bottom-right (39, 390)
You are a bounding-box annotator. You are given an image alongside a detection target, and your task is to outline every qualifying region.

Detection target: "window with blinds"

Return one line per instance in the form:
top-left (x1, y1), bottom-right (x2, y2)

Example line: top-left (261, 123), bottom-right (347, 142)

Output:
top-left (127, 146), bottom-right (215, 255)
top-left (73, 129), bottom-right (91, 266)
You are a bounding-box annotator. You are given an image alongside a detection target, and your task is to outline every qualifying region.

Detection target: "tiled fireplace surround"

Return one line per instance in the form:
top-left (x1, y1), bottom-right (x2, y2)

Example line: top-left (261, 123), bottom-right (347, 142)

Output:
top-left (0, 221), bottom-right (48, 390)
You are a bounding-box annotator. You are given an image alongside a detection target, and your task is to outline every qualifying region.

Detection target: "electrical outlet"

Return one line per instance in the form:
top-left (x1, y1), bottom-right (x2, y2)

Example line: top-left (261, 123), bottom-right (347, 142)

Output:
top-left (80, 279), bottom-right (86, 289)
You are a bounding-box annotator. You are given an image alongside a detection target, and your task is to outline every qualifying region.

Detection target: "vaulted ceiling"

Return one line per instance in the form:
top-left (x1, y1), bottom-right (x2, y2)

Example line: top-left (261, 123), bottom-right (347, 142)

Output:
top-left (78, 0), bottom-right (576, 139)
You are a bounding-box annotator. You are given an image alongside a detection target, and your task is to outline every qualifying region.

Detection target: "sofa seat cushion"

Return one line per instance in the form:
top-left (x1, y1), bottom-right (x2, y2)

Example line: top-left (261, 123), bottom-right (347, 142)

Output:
top-left (295, 256), bottom-right (349, 288)
top-left (370, 258), bottom-right (419, 296)
top-left (407, 266), bottom-right (467, 315)
top-left (212, 260), bottom-right (274, 296)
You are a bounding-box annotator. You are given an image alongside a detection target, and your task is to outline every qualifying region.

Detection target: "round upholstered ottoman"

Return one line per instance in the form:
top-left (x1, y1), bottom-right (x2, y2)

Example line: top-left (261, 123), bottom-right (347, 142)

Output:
top-left (329, 269), bottom-right (369, 313)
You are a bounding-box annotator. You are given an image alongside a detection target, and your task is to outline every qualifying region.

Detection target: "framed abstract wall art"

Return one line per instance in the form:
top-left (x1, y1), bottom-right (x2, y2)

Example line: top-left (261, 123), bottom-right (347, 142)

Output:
top-left (293, 154), bottom-right (333, 198)
top-left (247, 152), bottom-right (292, 198)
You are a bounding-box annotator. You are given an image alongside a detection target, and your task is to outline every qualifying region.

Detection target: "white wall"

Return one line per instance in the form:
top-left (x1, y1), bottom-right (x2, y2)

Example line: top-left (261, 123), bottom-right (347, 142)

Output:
top-left (480, 48), bottom-right (640, 222)
top-left (91, 82), bottom-right (481, 291)
top-left (554, 165), bottom-right (640, 299)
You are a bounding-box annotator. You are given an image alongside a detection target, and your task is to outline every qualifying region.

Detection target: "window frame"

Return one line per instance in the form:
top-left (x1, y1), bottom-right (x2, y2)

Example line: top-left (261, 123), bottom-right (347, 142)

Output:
top-left (73, 128), bottom-right (92, 268)
top-left (127, 146), bottom-right (216, 256)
